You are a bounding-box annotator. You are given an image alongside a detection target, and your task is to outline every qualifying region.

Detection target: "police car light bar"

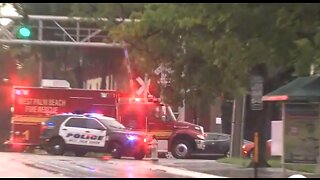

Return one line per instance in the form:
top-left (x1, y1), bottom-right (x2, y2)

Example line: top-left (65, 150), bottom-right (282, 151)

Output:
top-left (84, 113), bottom-right (104, 118)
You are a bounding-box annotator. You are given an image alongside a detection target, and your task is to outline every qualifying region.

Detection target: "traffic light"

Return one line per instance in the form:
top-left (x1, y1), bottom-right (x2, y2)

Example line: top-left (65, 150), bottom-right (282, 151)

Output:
top-left (16, 24), bottom-right (32, 39)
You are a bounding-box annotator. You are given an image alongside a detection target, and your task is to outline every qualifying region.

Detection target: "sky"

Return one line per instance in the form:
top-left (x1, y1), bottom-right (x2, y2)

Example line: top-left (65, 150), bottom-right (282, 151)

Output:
top-left (0, 3), bottom-right (19, 26)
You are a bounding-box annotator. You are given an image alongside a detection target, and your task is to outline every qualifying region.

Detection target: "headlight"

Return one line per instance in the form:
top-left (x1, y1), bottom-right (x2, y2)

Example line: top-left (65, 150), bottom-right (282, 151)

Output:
top-left (194, 126), bottom-right (204, 134)
top-left (126, 135), bottom-right (138, 141)
top-left (196, 134), bottom-right (205, 140)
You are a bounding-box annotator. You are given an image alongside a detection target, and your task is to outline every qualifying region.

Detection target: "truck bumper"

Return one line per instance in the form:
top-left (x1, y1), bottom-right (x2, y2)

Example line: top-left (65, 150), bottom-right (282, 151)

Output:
top-left (195, 139), bottom-right (205, 150)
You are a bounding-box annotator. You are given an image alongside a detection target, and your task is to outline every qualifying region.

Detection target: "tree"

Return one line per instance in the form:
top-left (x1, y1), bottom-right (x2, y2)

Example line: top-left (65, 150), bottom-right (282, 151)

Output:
top-left (8, 3), bottom-right (320, 164)
top-left (70, 3), bottom-right (320, 166)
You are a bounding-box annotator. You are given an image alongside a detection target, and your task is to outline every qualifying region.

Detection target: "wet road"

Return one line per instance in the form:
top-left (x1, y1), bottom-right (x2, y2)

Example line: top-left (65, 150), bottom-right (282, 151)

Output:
top-left (0, 152), bottom-right (222, 178)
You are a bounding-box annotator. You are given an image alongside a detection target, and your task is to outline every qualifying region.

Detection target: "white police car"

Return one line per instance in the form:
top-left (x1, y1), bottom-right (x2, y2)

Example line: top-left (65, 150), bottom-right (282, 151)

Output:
top-left (40, 113), bottom-right (149, 160)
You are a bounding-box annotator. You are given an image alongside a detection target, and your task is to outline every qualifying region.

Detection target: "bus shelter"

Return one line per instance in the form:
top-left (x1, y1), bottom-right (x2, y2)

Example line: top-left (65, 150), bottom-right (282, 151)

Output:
top-left (262, 76), bottom-right (320, 168)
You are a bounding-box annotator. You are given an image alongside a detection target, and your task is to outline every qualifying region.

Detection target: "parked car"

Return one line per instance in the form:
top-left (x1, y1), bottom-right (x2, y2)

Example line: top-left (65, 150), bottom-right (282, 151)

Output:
top-left (40, 113), bottom-right (149, 160)
top-left (242, 139), bottom-right (271, 159)
top-left (193, 132), bottom-right (252, 158)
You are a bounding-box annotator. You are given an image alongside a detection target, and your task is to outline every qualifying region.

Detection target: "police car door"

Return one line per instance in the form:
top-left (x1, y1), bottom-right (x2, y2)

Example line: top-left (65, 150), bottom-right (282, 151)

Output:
top-left (60, 117), bottom-right (88, 146)
top-left (83, 118), bottom-right (106, 147)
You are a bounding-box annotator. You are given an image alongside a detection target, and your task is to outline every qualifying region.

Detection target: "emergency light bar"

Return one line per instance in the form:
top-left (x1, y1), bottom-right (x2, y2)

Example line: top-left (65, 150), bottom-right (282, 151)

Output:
top-left (84, 113), bottom-right (104, 118)
top-left (128, 96), bottom-right (161, 103)
top-left (130, 98), bottom-right (142, 102)
top-left (41, 79), bottom-right (70, 88)
top-left (15, 89), bottom-right (29, 95)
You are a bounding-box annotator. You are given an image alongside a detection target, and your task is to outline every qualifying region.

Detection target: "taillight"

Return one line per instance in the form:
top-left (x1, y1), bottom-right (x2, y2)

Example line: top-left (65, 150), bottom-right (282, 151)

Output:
top-left (40, 122), bottom-right (48, 134)
top-left (204, 133), bottom-right (208, 138)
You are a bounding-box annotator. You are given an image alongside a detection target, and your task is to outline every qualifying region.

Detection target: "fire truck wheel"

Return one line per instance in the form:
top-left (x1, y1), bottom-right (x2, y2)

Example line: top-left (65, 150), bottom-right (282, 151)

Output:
top-left (134, 150), bottom-right (145, 160)
top-left (110, 142), bottom-right (122, 159)
top-left (48, 138), bottom-right (65, 155)
top-left (74, 150), bottom-right (87, 157)
top-left (25, 146), bottom-right (35, 153)
top-left (172, 140), bottom-right (192, 159)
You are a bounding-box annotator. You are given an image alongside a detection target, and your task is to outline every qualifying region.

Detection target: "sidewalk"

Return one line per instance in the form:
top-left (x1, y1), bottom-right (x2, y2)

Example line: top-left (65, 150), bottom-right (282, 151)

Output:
top-left (156, 158), bottom-right (319, 178)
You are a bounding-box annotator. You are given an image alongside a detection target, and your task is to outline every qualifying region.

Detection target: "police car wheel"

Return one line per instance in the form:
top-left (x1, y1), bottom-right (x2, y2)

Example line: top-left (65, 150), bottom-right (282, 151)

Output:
top-left (134, 150), bottom-right (145, 160)
top-left (110, 142), bottom-right (122, 159)
top-left (74, 150), bottom-right (87, 157)
top-left (48, 138), bottom-right (65, 155)
top-left (172, 140), bottom-right (192, 159)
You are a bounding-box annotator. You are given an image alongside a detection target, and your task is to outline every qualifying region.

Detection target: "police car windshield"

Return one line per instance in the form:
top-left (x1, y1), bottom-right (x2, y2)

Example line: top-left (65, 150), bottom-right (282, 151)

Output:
top-left (98, 117), bottom-right (126, 129)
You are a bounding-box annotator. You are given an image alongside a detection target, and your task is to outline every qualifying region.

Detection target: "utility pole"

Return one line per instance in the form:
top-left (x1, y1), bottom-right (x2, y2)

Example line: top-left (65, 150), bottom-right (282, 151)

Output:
top-left (230, 95), bottom-right (245, 157)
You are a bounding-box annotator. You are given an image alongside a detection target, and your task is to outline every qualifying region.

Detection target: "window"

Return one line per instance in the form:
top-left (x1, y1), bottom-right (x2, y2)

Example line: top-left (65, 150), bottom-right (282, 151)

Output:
top-left (99, 117), bottom-right (125, 129)
top-left (85, 119), bottom-right (105, 129)
top-left (206, 133), bottom-right (219, 140)
top-left (65, 118), bottom-right (87, 128)
top-left (48, 115), bottom-right (69, 124)
top-left (217, 134), bottom-right (230, 141)
top-left (206, 133), bottom-right (230, 141)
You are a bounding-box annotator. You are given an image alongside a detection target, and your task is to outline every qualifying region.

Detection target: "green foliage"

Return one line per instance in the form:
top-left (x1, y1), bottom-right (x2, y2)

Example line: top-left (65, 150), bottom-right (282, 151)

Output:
top-left (7, 3), bottom-right (320, 107)
top-left (21, 3), bottom-right (73, 16)
top-left (68, 3), bottom-right (320, 106)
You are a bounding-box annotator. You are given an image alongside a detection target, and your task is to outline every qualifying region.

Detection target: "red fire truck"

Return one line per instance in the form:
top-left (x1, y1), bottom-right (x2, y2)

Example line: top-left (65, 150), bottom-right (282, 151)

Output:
top-left (5, 86), bottom-right (117, 152)
top-left (6, 86), bottom-right (205, 159)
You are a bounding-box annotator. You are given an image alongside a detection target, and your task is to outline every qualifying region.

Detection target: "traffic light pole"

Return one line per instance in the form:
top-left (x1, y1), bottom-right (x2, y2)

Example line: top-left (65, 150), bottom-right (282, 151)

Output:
top-left (0, 39), bottom-right (123, 47)
top-left (0, 14), bottom-right (139, 48)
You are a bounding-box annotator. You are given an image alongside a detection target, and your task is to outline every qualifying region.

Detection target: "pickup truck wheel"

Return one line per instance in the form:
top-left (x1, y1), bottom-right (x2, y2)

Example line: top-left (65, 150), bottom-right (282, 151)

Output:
top-left (110, 142), bottom-right (122, 159)
top-left (172, 140), bottom-right (192, 159)
top-left (248, 150), bottom-right (254, 159)
top-left (47, 138), bottom-right (65, 155)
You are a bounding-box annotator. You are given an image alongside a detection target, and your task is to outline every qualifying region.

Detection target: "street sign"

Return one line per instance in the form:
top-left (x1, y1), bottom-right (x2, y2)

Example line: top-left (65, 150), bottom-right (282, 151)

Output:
top-left (136, 77), bottom-right (150, 96)
top-left (154, 65), bottom-right (163, 75)
top-left (250, 75), bottom-right (263, 110)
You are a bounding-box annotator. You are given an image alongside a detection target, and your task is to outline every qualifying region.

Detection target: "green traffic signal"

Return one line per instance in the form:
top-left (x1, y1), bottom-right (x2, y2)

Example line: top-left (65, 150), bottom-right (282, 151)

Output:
top-left (17, 25), bottom-right (31, 39)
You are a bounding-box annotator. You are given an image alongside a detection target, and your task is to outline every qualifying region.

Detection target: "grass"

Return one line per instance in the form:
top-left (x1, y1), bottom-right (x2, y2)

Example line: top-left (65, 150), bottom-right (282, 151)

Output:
top-left (216, 156), bottom-right (316, 173)
top-left (285, 164), bottom-right (316, 173)
top-left (216, 157), bottom-right (251, 167)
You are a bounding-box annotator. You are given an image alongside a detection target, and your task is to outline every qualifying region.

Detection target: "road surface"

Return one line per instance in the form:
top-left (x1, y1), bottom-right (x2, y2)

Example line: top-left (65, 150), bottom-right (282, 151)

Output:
top-left (0, 152), bottom-right (224, 178)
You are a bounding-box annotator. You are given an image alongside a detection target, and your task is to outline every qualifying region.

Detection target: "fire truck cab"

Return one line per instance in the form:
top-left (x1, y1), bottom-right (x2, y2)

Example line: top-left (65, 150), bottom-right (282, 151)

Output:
top-left (117, 96), bottom-right (206, 159)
